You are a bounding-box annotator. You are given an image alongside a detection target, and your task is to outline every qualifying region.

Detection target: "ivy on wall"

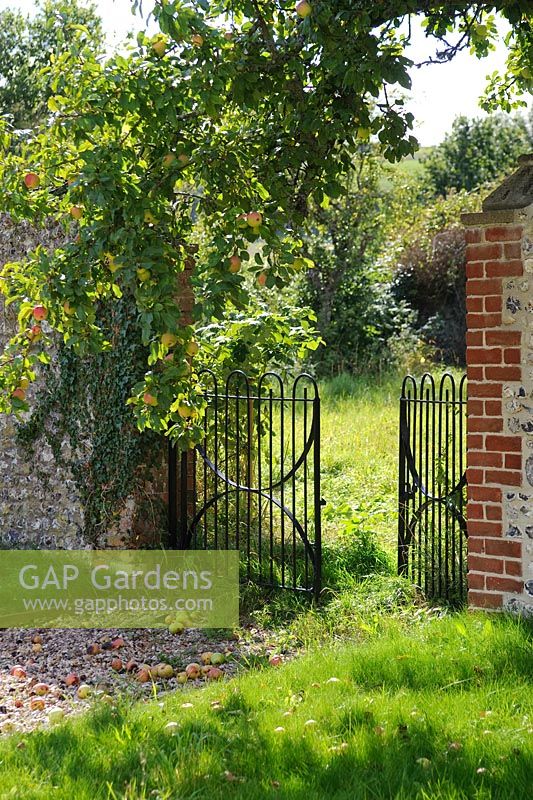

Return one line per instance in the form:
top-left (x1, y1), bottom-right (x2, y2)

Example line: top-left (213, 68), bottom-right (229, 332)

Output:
top-left (16, 294), bottom-right (164, 545)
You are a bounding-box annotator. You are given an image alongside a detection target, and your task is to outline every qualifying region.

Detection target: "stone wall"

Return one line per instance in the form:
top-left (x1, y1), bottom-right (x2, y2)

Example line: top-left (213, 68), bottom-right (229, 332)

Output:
top-left (0, 215), bottom-right (86, 548)
top-left (462, 154), bottom-right (533, 616)
top-left (0, 217), bottom-right (194, 550)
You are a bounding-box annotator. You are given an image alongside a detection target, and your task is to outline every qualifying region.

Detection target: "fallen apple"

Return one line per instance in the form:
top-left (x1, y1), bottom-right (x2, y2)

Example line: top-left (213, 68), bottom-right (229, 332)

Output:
top-left (185, 662), bottom-right (201, 680)
top-left (269, 655), bottom-right (283, 667)
top-left (168, 620), bottom-right (184, 635)
top-left (32, 634), bottom-right (42, 644)
top-left (201, 665), bottom-right (211, 677)
top-left (158, 663), bottom-right (174, 680)
top-left (10, 666), bottom-right (27, 680)
top-left (30, 698), bottom-right (45, 711)
top-left (210, 652), bottom-right (225, 666)
top-left (24, 172), bottom-right (40, 189)
top-left (32, 643), bottom-right (43, 654)
top-left (176, 671), bottom-right (188, 684)
top-left (143, 392), bottom-right (158, 407)
top-left (48, 707), bottom-right (65, 725)
top-left (200, 652), bottom-right (212, 665)
top-left (136, 666), bottom-right (151, 683)
top-left (111, 657), bottom-right (123, 671)
top-left (33, 683), bottom-right (49, 696)
top-left (65, 673), bottom-right (80, 687)
top-left (32, 305), bottom-right (48, 321)
top-left (77, 684), bottom-right (91, 700)
top-left (164, 721), bottom-right (179, 735)
top-left (125, 659), bottom-right (138, 673)
top-left (111, 637), bottom-right (125, 649)
top-left (206, 667), bottom-right (223, 681)
top-left (86, 643), bottom-right (101, 656)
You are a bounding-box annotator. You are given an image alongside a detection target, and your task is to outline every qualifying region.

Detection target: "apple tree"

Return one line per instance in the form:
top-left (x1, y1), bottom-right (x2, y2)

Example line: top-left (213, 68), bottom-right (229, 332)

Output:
top-left (0, 0), bottom-right (531, 451)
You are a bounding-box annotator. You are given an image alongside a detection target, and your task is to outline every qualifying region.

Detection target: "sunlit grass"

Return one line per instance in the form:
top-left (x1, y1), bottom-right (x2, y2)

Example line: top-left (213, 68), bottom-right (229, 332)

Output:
top-left (1, 613), bottom-right (531, 800)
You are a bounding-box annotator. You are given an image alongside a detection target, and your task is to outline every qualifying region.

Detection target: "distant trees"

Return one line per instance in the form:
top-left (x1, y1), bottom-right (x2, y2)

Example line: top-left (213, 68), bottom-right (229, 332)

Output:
top-left (424, 113), bottom-right (531, 196)
top-left (0, 0), bottom-right (103, 129)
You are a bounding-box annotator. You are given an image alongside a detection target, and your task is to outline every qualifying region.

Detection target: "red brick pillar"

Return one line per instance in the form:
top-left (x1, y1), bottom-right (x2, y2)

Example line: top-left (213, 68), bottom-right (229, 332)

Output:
top-left (462, 154), bottom-right (533, 615)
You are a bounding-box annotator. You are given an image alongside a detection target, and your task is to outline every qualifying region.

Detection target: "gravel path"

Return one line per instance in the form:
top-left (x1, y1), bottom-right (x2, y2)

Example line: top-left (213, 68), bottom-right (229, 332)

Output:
top-left (0, 625), bottom-right (276, 735)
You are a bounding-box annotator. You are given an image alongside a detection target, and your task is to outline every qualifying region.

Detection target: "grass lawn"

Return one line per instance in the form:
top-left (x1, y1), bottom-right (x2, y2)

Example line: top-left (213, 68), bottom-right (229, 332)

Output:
top-left (0, 613), bottom-right (531, 799)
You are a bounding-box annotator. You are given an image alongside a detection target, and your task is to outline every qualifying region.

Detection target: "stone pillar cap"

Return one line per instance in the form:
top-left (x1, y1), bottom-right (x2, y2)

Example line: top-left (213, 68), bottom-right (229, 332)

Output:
top-left (483, 153), bottom-right (533, 211)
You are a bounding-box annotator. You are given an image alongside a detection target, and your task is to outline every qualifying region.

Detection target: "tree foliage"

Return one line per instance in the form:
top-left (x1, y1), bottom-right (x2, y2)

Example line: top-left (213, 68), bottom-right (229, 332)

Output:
top-left (0, 0), bottom-right (531, 446)
top-left (0, 0), bottom-right (104, 130)
top-left (424, 113), bottom-right (532, 196)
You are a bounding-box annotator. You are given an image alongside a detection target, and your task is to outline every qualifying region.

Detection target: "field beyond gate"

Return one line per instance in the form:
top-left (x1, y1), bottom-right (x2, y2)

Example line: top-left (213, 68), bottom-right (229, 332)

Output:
top-left (169, 371), bottom-right (322, 598)
top-left (398, 373), bottom-right (468, 606)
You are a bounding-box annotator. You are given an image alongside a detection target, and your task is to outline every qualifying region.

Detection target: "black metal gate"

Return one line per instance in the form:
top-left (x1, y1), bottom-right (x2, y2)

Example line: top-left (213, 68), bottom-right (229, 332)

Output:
top-left (398, 373), bottom-right (467, 606)
top-left (168, 370), bottom-right (322, 598)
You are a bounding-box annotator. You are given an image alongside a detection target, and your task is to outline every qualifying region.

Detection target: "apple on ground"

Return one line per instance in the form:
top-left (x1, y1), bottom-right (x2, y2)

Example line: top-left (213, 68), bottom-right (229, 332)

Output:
top-left (30, 698), bottom-right (46, 711)
top-left (125, 659), bottom-right (138, 673)
top-left (185, 662), bottom-right (201, 680)
top-left (169, 620), bottom-right (184, 634)
top-left (33, 683), bottom-right (49, 696)
top-left (111, 637), bottom-right (125, 649)
top-left (32, 305), bottom-right (47, 321)
top-left (65, 673), bottom-right (80, 687)
top-left (48, 707), bottom-right (66, 725)
top-left (77, 684), bottom-right (91, 699)
top-left (10, 666), bottom-right (27, 679)
top-left (210, 652), bottom-right (225, 666)
top-left (200, 652), bottom-right (212, 665)
top-left (111, 657), bottom-right (123, 671)
top-left (32, 643), bottom-right (43, 654)
top-left (136, 666), bottom-right (151, 683)
top-left (157, 663), bottom-right (174, 679)
top-left (86, 643), bottom-right (101, 655)
top-left (269, 655), bottom-right (283, 667)
top-left (206, 667), bottom-right (223, 681)
top-left (24, 172), bottom-right (40, 189)
top-left (176, 671), bottom-right (188, 684)
top-left (201, 665), bottom-right (211, 677)
top-left (164, 721), bottom-right (179, 735)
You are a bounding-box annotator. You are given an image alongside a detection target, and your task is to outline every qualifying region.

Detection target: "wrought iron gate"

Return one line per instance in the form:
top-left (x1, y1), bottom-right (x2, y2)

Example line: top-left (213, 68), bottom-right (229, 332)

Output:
top-left (168, 370), bottom-right (322, 598)
top-left (398, 373), bottom-right (467, 606)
